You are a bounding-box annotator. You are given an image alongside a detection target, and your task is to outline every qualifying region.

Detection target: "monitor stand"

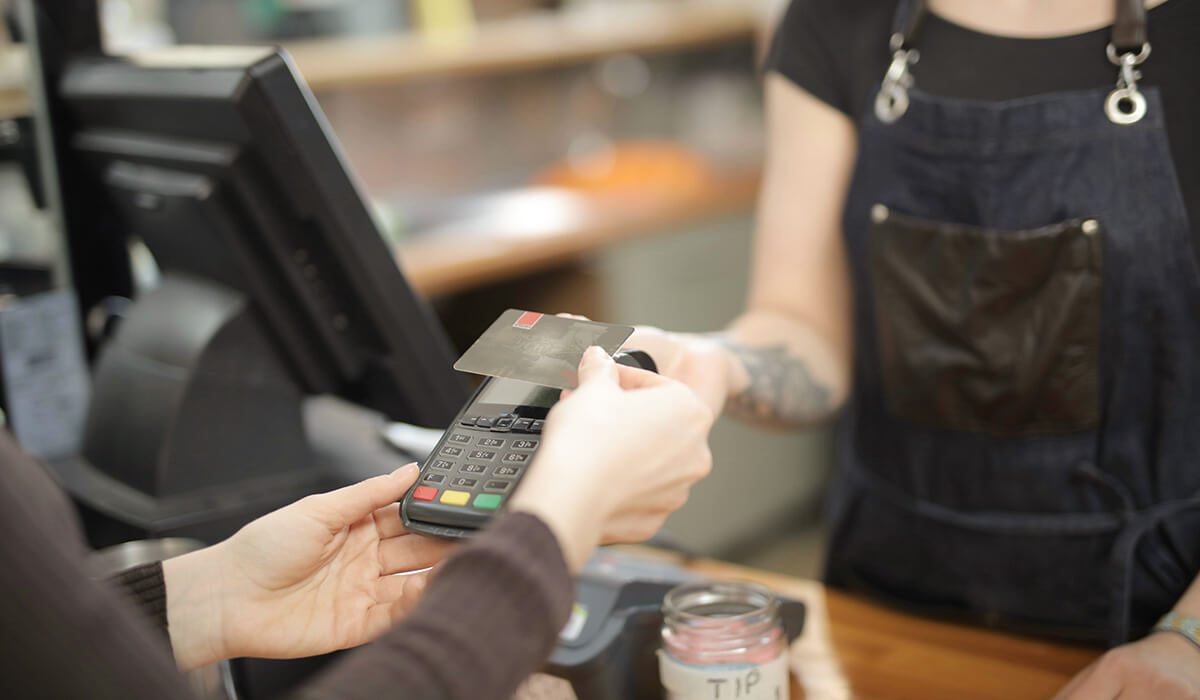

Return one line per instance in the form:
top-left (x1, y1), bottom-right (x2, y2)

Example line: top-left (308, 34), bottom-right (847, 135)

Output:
top-left (49, 274), bottom-right (417, 548)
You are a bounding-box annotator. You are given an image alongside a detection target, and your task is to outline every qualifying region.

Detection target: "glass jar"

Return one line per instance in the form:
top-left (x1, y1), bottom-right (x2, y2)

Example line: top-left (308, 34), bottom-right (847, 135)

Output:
top-left (659, 580), bottom-right (789, 700)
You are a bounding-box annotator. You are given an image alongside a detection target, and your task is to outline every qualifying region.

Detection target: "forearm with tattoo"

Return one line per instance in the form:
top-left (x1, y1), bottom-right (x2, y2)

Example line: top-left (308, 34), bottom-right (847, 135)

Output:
top-left (712, 338), bottom-right (835, 426)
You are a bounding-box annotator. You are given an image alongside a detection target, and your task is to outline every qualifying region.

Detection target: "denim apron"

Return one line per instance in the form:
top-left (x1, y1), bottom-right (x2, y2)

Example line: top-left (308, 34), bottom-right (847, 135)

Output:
top-left (826, 0), bottom-right (1200, 645)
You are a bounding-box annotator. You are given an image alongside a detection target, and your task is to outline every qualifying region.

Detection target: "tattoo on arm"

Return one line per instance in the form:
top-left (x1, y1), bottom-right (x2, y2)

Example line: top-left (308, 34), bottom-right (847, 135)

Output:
top-left (712, 339), bottom-right (834, 426)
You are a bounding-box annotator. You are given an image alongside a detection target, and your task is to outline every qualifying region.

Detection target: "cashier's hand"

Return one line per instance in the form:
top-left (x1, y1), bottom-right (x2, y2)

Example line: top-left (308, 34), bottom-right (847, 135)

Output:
top-left (622, 325), bottom-right (733, 415)
top-left (509, 346), bottom-right (714, 572)
top-left (162, 465), bottom-right (455, 670)
top-left (1052, 632), bottom-right (1200, 699)
top-left (555, 314), bottom-right (730, 414)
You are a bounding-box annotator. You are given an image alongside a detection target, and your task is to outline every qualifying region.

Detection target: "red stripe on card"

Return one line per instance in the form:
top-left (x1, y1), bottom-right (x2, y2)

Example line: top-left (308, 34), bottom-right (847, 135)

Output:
top-left (514, 311), bottom-right (543, 329)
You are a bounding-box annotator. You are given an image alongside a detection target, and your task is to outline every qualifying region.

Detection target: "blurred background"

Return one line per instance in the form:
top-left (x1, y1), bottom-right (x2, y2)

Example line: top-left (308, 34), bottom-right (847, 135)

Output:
top-left (0, 0), bottom-right (829, 577)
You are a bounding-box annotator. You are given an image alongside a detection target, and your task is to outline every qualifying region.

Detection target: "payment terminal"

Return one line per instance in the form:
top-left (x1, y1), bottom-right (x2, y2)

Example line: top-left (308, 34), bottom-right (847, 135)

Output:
top-left (400, 350), bottom-right (656, 539)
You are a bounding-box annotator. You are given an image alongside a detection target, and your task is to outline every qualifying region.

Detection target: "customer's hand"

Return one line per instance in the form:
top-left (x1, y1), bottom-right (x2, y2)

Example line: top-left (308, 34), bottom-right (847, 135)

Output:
top-left (510, 346), bottom-right (715, 571)
top-left (1052, 632), bottom-right (1200, 699)
top-left (623, 325), bottom-right (733, 415)
top-left (163, 465), bottom-right (455, 670)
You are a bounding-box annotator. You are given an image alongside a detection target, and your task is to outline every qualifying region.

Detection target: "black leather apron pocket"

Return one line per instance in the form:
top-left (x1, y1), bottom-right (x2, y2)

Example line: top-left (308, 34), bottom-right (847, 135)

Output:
top-left (869, 206), bottom-right (1104, 435)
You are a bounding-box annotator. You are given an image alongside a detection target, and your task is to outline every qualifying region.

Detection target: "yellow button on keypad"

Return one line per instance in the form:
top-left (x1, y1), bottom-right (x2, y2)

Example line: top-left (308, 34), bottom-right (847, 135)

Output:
top-left (440, 490), bottom-right (471, 506)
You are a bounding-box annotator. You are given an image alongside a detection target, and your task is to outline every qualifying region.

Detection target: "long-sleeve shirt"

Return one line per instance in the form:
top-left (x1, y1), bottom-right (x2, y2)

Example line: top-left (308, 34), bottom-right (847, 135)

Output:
top-left (0, 431), bottom-right (573, 699)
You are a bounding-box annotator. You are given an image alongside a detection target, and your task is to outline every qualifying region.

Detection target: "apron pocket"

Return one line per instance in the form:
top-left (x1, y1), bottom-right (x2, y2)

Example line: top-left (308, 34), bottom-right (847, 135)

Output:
top-left (869, 206), bottom-right (1104, 435)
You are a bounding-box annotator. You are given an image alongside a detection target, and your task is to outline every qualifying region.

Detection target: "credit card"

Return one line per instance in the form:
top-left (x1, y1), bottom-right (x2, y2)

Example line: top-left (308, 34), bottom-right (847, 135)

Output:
top-left (453, 309), bottom-right (634, 389)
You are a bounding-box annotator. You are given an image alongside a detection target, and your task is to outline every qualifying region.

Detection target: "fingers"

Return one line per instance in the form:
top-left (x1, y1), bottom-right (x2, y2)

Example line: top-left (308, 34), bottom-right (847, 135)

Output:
top-left (1051, 661), bottom-right (1094, 700)
top-left (378, 534), bottom-right (456, 575)
top-left (674, 347), bottom-right (730, 411)
top-left (611, 358), bottom-right (716, 425)
top-left (563, 351), bottom-right (677, 414)
top-left (372, 502), bottom-right (410, 539)
top-left (636, 380), bottom-right (716, 434)
top-left (306, 463), bottom-right (419, 531)
top-left (1052, 659), bottom-right (1120, 700)
top-left (563, 364), bottom-right (663, 402)
top-left (379, 570), bottom-right (431, 621)
top-left (576, 346), bottom-right (618, 387)
top-left (381, 571), bottom-right (434, 619)
top-left (614, 363), bottom-right (670, 390)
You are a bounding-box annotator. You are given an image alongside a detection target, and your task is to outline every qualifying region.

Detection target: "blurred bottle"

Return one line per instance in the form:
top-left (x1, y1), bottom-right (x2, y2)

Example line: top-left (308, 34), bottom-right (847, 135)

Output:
top-left (101, 0), bottom-right (175, 52)
top-left (234, 0), bottom-right (408, 40)
top-left (412, 0), bottom-right (475, 40)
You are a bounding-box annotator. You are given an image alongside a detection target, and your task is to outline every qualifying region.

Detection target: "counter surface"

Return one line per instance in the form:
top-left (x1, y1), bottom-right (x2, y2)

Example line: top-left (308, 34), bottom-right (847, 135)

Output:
top-left (691, 556), bottom-right (1101, 700)
top-left (517, 550), bottom-right (1101, 700)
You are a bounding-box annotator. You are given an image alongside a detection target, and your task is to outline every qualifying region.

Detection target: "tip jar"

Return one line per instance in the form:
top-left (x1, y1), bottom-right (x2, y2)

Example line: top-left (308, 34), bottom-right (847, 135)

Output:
top-left (659, 580), bottom-right (789, 699)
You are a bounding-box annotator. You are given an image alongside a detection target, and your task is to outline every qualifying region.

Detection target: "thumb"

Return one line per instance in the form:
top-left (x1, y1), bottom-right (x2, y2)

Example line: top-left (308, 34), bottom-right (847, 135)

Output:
top-left (308, 463), bottom-right (419, 530)
top-left (575, 346), bottom-right (618, 389)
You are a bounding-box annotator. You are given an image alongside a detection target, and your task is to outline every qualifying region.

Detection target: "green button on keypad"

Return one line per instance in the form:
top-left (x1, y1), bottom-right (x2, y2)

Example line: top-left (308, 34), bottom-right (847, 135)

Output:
top-left (473, 493), bottom-right (502, 509)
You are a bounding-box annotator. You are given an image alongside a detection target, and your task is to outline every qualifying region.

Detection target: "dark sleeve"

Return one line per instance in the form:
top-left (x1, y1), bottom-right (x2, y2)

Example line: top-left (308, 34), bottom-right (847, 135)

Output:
top-left (1, 428), bottom-right (572, 700)
top-left (764, 0), bottom-right (895, 119)
top-left (293, 511), bottom-right (573, 700)
top-left (109, 562), bottom-right (171, 643)
top-left (0, 438), bottom-right (198, 700)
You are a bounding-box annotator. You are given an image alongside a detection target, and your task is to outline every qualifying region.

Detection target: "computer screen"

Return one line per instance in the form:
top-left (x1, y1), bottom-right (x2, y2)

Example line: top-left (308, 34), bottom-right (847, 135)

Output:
top-left (54, 44), bottom-right (468, 428)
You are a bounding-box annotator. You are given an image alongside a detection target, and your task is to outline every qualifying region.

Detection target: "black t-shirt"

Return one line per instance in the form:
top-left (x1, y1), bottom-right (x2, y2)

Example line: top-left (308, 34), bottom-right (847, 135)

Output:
top-left (765, 0), bottom-right (1200, 242)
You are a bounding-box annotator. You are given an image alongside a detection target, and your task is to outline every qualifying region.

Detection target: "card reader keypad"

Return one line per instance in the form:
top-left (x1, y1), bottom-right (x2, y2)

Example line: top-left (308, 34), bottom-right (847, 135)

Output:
top-left (408, 416), bottom-right (542, 519)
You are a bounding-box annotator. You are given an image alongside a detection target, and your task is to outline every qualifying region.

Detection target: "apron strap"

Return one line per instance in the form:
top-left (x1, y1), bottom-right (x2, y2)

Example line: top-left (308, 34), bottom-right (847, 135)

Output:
top-left (889, 0), bottom-right (926, 51)
top-left (1106, 0), bottom-right (1150, 124)
top-left (878, 0), bottom-right (925, 123)
top-left (891, 0), bottom-right (1146, 53)
top-left (882, 0), bottom-right (1151, 125)
top-left (1112, 0), bottom-right (1147, 53)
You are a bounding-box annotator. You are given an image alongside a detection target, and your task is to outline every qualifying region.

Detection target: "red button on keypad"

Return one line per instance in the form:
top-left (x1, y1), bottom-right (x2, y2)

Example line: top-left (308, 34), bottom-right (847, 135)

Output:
top-left (413, 486), bottom-right (438, 501)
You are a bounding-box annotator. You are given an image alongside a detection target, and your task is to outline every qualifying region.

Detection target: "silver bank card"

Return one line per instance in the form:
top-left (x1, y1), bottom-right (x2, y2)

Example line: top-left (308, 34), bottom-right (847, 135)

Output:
top-left (453, 309), bottom-right (634, 390)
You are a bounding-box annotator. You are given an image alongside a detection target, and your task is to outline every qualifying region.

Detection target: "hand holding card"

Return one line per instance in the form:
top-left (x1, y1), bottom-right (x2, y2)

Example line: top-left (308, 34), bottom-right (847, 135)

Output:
top-left (401, 310), bottom-right (653, 540)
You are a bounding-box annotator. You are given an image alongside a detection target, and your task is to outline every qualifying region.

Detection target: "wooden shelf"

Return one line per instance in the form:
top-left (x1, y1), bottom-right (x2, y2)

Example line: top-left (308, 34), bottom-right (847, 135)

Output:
top-left (0, 2), bottom-right (765, 111)
top-left (396, 168), bottom-right (761, 297)
top-left (284, 0), bottom-right (760, 91)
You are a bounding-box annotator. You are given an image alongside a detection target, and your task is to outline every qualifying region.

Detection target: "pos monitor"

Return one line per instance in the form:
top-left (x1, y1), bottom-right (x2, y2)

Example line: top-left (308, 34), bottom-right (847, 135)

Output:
top-left (19, 3), bottom-right (469, 544)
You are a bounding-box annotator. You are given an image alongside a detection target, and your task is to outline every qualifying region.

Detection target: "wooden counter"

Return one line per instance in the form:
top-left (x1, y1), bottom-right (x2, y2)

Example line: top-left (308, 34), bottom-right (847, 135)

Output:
top-left (516, 551), bottom-right (1099, 700)
top-left (687, 557), bottom-right (1101, 700)
top-left (395, 169), bottom-right (762, 298)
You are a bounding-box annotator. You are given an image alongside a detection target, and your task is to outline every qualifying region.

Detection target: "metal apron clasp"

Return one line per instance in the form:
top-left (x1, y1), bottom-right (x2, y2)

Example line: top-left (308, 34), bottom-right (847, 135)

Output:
top-left (1105, 42), bottom-right (1151, 125)
top-left (875, 33), bottom-right (920, 124)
